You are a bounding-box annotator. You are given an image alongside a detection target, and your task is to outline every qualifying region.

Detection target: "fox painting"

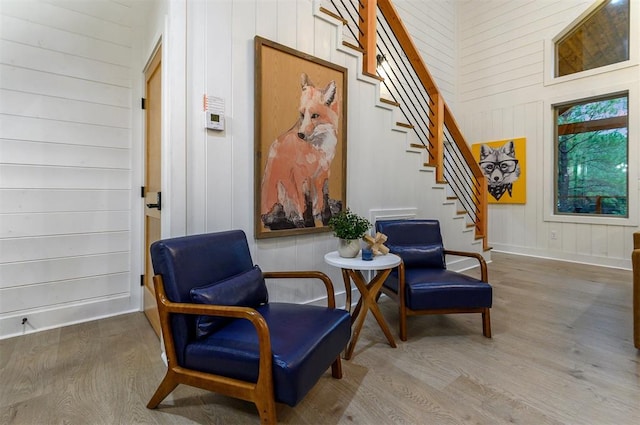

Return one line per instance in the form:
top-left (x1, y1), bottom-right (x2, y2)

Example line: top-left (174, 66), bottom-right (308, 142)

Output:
top-left (261, 73), bottom-right (341, 230)
top-left (479, 140), bottom-right (521, 201)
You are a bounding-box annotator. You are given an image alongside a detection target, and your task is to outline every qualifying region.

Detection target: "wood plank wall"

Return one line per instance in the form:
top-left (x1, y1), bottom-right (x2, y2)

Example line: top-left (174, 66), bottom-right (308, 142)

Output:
top-left (393, 1), bottom-right (456, 104)
top-left (457, 0), bottom-right (639, 269)
top-left (0, 0), bottom-right (136, 338)
top-left (0, 0), bottom-right (475, 338)
top-left (186, 0), bottom-right (474, 306)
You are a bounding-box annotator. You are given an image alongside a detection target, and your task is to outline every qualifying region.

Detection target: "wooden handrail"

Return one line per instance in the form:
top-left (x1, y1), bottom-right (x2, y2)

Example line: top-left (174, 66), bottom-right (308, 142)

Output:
top-left (633, 231), bottom-right (639, 349)
top-left (374, 0), bottom-right (488, 248)
top-left (322, 0), bottom-right (488, 248)
top-left (376, 0), bottom-right (438, 95)
top-left (443, 102), bottom-right (488, 241)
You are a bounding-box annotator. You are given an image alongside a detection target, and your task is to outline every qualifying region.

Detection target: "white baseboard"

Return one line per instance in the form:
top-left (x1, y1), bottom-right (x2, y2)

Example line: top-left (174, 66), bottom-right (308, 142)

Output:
top-left (0, 295), bottom-right (138, 340)
top-left (491, 244), bottom-right (632, 270)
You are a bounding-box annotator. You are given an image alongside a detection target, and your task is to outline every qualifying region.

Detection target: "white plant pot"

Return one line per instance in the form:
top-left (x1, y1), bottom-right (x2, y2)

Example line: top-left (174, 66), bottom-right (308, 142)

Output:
top-left (338, 238), bottom-right (360, 258)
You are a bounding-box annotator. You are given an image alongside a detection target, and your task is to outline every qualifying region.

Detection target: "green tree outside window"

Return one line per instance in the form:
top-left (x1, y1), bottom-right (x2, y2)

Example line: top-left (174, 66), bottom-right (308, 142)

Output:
top-left (555, 93), bottom-right (628, 217)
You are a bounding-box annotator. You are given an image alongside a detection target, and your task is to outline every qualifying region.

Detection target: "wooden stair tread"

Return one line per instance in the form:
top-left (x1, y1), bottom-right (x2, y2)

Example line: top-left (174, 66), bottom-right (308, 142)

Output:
top-left (342, 40), bottom-right (363, 52)
top-left (319, 6), bottom-right (348, 24)
top-left (363, 71), bottom-right (384, 81)
top-left (380, 97), bottom-right (400, 107)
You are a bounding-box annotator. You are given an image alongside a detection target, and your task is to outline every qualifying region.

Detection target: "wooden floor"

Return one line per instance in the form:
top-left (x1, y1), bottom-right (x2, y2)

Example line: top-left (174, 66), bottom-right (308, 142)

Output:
top-left (1, 253), bottom-right (639, 424)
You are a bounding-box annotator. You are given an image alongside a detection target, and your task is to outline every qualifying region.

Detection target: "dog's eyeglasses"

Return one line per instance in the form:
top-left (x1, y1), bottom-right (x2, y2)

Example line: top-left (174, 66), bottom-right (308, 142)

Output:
top-left (479, 159), bottom-right (518, 173)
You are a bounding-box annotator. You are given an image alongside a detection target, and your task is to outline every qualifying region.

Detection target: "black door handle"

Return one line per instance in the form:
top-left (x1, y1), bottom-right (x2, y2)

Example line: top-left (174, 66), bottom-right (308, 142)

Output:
top-left (146, 192), bottom-right (161, 211)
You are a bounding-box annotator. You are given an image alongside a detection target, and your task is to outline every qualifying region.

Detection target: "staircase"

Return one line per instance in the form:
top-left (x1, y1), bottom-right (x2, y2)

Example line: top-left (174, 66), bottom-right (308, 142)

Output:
top-left (317, 0), bottom-right (489, 254)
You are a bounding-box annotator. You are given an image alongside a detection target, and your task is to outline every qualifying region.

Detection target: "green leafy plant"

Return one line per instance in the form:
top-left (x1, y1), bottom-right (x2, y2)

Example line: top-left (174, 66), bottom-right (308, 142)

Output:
top-left (328, 208), bottom-right (371, 240)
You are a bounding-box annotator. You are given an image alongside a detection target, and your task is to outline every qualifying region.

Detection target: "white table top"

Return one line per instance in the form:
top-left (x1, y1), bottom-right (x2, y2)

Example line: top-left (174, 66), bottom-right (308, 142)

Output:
top-left (324, 251), bottom-right (401, 270)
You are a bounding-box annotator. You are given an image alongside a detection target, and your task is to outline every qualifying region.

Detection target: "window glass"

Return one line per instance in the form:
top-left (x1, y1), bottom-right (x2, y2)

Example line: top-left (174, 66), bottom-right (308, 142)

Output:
top-left (555, 0), bottom-right (629, 77)
top-left (555, 93), bottom-right (628, 217)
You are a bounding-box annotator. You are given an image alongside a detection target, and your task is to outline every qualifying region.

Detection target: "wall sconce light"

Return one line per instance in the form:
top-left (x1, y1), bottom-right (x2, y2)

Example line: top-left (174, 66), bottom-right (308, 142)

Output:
top-left (376, 53), bottom-right (387, 68)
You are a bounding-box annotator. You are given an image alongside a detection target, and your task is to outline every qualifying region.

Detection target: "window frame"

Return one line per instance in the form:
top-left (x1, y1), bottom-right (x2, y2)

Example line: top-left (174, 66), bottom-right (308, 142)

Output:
top-left (554, 0), bottom-right (630, 78)
top-left (544, 84), bottom-right (638, 227)
top-left (543, 0), bottom-right (638, 87)
top-left (553, 92), bottom-right (629, 218)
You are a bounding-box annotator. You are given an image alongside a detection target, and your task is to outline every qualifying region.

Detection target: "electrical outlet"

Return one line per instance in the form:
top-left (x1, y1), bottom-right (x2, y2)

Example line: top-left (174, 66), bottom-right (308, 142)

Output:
top-left (550, 230), bottom-right (557, 240)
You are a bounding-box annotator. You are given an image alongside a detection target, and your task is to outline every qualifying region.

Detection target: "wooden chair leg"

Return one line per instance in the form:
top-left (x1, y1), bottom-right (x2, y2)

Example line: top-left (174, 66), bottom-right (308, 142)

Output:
top-left (482, 308), bottom-right (492, 338)
top-left (331, 356), bottom-right (343, 379)
top-left (399, 307), bottom-right (408, 341)
top-left (147, 370), bottom-right (179, 409)
top-left (255, 395), bottom-right (277, 425)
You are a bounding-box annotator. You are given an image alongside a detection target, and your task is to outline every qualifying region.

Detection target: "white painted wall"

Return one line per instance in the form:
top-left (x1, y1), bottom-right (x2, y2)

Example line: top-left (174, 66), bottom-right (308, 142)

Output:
top-left (457, 0), bottom-right (639, 269)
top-left (394, 0), bottom-right (457, 106)
top-left (0, 0), bottom-right (172, 339)
top-left (183, 0), bottom-right (471, 305)
top-left (0, 0), bottom-right (138, 338)
top-left (0, 0), bottom-right (480, 339)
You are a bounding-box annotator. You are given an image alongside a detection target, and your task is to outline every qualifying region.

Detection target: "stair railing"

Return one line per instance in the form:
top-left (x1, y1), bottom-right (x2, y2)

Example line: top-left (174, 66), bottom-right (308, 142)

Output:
top-left (323, 0), bottom-right (488, 249)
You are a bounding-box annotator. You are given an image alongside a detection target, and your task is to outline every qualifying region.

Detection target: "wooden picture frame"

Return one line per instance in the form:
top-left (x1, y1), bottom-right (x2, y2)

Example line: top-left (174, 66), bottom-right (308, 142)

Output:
top-left (254, 36), bottom-right (348, 239)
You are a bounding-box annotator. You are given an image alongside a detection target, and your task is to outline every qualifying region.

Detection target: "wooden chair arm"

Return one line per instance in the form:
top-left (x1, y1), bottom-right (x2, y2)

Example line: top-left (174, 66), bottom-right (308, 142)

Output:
top-left (161, 298), bottom-right (268, 322)
top-left (262, 271), bottom-right (337, 308)
top-left (444, 249), bottom-right (488, 282)
top-left (153, 275), bottom-right (273, 389)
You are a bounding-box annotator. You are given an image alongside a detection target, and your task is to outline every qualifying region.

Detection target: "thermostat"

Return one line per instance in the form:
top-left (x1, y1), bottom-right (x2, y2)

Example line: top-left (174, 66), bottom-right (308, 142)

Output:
top-left (204, 95), bottom-right (225, 131)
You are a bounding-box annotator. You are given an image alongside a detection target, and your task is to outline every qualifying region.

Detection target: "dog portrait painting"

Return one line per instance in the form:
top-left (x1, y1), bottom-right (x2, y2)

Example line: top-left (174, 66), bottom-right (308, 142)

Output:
top-left (472, 138), bottom-right (526, 204)
top-left (255, 37), bottom-right (347, 238)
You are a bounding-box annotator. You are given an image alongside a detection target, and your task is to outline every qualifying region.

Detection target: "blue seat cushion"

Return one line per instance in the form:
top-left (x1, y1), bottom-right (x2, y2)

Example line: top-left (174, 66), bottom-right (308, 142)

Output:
top-left (183, 303), bottom-right (351, 406)
top-left (383, 269), bottom-right (492, 311)
top-left (190, 265), bottom-right (268, 338)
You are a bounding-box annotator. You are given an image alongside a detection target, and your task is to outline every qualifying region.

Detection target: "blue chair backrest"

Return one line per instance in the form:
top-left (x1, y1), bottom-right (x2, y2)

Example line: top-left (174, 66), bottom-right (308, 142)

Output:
top-left (150, 230), bottom-right (255, 365)
top-left (375, 219), bottom-right (446, 269)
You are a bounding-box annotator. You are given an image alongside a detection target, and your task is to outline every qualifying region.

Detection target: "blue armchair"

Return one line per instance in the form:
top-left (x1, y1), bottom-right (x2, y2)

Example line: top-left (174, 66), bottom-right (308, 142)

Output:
top-left (375, 220), bottom-right (492, 341)
top-left (146, 230), bottom-right (351, 424)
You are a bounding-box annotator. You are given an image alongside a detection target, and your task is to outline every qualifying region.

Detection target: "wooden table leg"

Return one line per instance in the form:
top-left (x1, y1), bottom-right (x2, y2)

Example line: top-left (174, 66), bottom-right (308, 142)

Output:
top-left (343, 268), bottom-right (397, 360)
top-left (362, 268), bottom-right (397, 349)
top-left (344, 274), bottom-right (369, 360)
top-left (341, 268), bottom-right (352, 314)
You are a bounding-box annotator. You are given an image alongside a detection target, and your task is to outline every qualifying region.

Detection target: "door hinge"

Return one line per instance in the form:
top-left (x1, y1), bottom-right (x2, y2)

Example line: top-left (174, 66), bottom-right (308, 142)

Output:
top-left (140, 274), bottom-right (145, 287)
top-left (141, 98), bottom-right (146, 109)
top-left (141, 186), bottom-right (145, 198)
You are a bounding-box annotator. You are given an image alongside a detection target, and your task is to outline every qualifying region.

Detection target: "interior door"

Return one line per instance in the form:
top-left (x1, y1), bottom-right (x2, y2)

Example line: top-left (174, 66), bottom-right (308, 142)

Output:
top-left (143, 46), bottom-right (162, 337)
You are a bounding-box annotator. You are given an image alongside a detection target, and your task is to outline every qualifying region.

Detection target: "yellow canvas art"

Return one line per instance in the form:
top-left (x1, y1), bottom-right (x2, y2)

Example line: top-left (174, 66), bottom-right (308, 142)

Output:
top-left (472, 137), bottom-right (526, 204)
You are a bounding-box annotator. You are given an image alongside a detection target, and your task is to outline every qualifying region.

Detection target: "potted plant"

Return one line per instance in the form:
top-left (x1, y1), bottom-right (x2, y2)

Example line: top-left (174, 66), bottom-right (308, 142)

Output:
top-left (328, 208), bottom-right (372, 258)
